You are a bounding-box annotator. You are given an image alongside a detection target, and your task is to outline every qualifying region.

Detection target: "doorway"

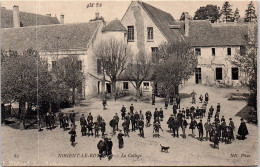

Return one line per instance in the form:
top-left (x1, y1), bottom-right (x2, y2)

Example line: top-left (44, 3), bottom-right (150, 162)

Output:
top-left (195, 68), bottom-right (202, 84)
top-left (106, 83), bottom-right (111, 94)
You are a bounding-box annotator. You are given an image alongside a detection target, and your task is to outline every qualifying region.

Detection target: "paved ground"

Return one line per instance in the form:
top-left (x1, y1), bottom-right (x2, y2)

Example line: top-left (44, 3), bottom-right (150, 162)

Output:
top-left (1, 85), bottom-right (258, 166)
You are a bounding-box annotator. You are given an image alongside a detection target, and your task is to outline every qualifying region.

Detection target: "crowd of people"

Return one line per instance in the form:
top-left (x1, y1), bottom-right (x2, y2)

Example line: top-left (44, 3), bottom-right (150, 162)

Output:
top-left (42, 91), bottom-right (249, 159)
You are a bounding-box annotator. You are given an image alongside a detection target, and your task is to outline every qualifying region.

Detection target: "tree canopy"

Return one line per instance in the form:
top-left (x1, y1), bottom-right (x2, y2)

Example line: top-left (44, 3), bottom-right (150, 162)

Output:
top-left (193, 5), bottom-right (220, 23)
top-left (220, 1), bottom-right (234, 22)
top-left (245, 1), bottom-right (257, 22)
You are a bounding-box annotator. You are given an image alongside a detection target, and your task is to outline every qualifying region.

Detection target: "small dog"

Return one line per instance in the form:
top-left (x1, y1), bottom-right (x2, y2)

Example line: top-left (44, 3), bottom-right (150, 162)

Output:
top-left (160, 144), bottom-right (170, 153)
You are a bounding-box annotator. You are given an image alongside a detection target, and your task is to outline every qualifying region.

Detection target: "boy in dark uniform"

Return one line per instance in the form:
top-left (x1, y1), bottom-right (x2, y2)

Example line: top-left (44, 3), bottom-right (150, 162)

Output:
top-left (113, 113), bottom-right (119, 131)
top-left (81, 124), bottom-right (87, 136)
top-left (69, 127), bottom-right (76, 147)
top-left (58, 110), bottom-right (64, 128)
top-left (186, 107), bottom-right (190, 119)
top-left (172, 117), bottom-right (180, 138)
top-left (197, 119), bottom-right (204, 141)
top-left (121, 105), bottom-right (126, 120)
top-left (165, 98), bottom-right (168, 109)
top-left (159, 108), bottom-right (164, 121)
top-left (134, 111), bottom-right (139, 129)
top-left (130, 113), bottom-right (135, 132)
top-left (87, 120), bottom-right (94, 136)
top-left (138, 119), bottom-right (145, 138)
top-left (80, 114), bottom-right (87, 128)
top-left (69, 111), bottom-right (75, 124)
top-left (173, 104), bottom-right (178, 116)
top-left (97, 139), bottom-right (105, 159)
top-left (122, 119), bottom-right (129, 137)
top-left (94, 121), bottom-right (99, 138)
top-left (145, 110), bottom-right (152, 126)
top-left (63, 114), bottom-right (69, 130)
top-left (87, 113), bottom-right (93, 123)
top-left (216, 103), bottom-right (221, 113)
top-left (130, 104), bottom-right (134, 114)
top-left (118, 131), bottom-right (124, 149)
top-left (100, 119), bottom-right (106, 136)
top-left (209, 106), bottom-right (214, 118)
top-left (167, 114), bottom-right (174, 132)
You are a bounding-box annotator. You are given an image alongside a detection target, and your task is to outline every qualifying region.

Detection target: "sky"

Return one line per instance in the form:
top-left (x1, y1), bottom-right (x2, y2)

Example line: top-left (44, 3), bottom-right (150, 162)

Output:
top-left (1, 0), bottom-right (258, 24)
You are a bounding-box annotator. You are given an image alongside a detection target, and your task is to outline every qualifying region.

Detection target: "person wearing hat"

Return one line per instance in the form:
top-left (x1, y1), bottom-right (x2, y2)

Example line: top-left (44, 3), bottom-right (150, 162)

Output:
top-left (69, 125), bottom-right (77, 147)
top-left (97, 138), bottom-right (105, 159)
top-left (216, 103), bottom-right (221, 113)
top-left (139, 110), bottom-right (144, 121)
top-left (153, 120), bottom-right (163, 138)
top-left (173, 103), bottom-right (178, 116)
top-left (181, 117), bottom-right (188, 138)
top-left (69, 110), bottom-right (76, 124)
top-left (165, 98), bottom-right (169, 109)
top-left (117, 131), bottom-right (124, 149)
top-left (107, 138), bottom-right (113, 157)
top-left (122, 118), bottom-right (129, 137)
top-left (80, 114), bottom-right (87, 128)
top-left (186, 107), bottom-right (190, 119)
top-left (102, 99), bottom-right (107, 110)
top-left (113, 113), bottom-right (119, 131)
top-left (229, 118), bottom-right (235, 140)
top-left (94, 121), bottom-right (100, 138)
top-left (176, 95), bottom-right (181, 109)
top-left (209, 106), bottom-right (214, 118)
top-left (159, 108), bottom-right (164, 121)
top-left (204, 119), bottom-right (211, 141)
top-left (87, 120), bottom-right (94, 136)
top-left (134, 111), bottom-right (140, 129)
top-left (221, 116), bottom-right (225, 123)
top-left (121, 105), bottom-right (126, 120)
top-left (87, 113), bottom-right (93, 124)
top-left (62, 114), bottom-right (69, 130)
top-left (181, 108), bottom-right (185, 117)
top-left (197, 119), bottom-right (204, 141)
top-left (100, 119), bottom-right (106, 136)
top-left (172, 116), bottom-right (180, 138)
top-left (138, 118), bottom-right (145, 138)
top-left (238, 118), bottom-right (249, 140)
top-left (205, 93), bottom-right (209, 103)
top-left (191, 90), bottom-right (197, 104)
top-left (130, 104), bottom-right (134, 114)
top-left (145, 110), bottom-right (152, 126)
top-left (153, 108), bottom-right (159, 123)
top-left (190, 105), bottom-right (195, 118)
top-left (130, 112), bottom-right (135, 132)
top-left (189, 117), bottom-right (197, 136)
top-left (167, 114), bottom-right (174, 132)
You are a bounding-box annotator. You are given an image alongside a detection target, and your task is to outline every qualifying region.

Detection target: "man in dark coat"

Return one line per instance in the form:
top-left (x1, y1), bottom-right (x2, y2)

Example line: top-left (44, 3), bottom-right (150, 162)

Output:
top-left (87, 113), bottom-right (93, 123)
top-left (172, 117), bottom-right (180, 138)
top-left (69, 127), bottom-right (76, 147)
top-left (167, 114), bottom-right (174, 132)
top-left (130, 113), bottom-right (135, 132)
top-left (97, 139), bottom-right (105, 159)
top-left (145, 110), bottom-right (152, 126)
top-left (107, 138), bottom-right (113, 156)
top-left (130, 104), bottom-right (134, 114)
top-left (80, 114), bottom-right (87, 128)
top-left (154, 108), bottom-right (159, 123)
top-left (204, 119), bottom-right (211, 141)
top-left (102, 99), bottom-right (107, 110)
top-left (118, 131), bottom-right (124, 149)
top-left (134, 111), bottom-right (139, 129)
top-left (87, 120), bottom-right (94, 136)
top-left (138, 119), bottom-right (145, 138)
top-left (159, 108), bottom-right (164, 121)
top-left (94, 121), bottom-right (100, 138)
top-left (238, 118), bottom-right (249, 140)
top-left (62, 114), bottom-right (69, 130)
top-left (229, 118), bottom-right (235, 140)
top-left (186, 107), bottom-right (190, 119)
top-left (216, 103), bottom-right (221, 113)
top-left (69, 111), bottom-right (76, 124)
top-left (173, 104), bottom-right (178, 116)
top-left (113, 113), bottom-right (119, 131)
top-left (165, 98), bottom-right (168, 109)
top-left (45, 112), bottom-right (51, 129)
top-left (197, 119), bottom-right (204, 141)
top-left (58, 111), bottom-right (64, 128)
top-left (176, 95), bottom-right (181, 109)
top-left (181, 117), bottom-right (188, 138)
top-left (190, 105), bottom-right (195, 118)
top-left (121, 105), bottom-right (126, 120)
top-left (100, 119), bottom-right (106, 136)
top-left (122, 119), bottom-right (129, 137)
top-left (209, 106), bottom-right (214, 118)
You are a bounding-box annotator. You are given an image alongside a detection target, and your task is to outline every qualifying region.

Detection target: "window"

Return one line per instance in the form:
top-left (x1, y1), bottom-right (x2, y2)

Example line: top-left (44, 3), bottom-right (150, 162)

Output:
top-left (77, 61), bottom-right (82, 70)
top-left (143, 82), bottom-right (149, 91)
top-left (212, 48), bottom-right (215, 56)
top-left (127, 26), bottom-right (134, 42)
top-left (123, 82), bottom-right (129, 90)
top-left (195, 48), bottom-right (201, 56)
top-left (97, 59), bottom-right (102, 74)
top-left (151, 47), bottom-right (159, 63)
top-left (216, 68), bottom-right (222, 80)
top-left (232, 68), bottom-right (239, 80)
top-left (147, 27), bottom-right (153, 41)
top-left (227, 48), bottom-right (231, 56)
top-left (52, 61), bottom-right (57, 69)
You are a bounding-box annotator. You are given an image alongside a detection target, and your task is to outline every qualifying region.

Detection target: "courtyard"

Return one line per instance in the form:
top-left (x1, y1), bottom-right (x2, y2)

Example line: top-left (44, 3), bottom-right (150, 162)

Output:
top-left (1, 85), bottom-right (258, 166)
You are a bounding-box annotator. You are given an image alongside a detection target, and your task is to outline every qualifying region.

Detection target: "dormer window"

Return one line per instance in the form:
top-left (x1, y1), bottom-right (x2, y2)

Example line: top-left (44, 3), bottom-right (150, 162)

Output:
top-left (147, 27), bottom-right (153, 41)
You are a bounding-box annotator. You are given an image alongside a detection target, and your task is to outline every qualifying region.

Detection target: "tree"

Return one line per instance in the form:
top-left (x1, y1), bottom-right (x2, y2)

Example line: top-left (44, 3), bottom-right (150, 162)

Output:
top-left (193, 5), bottom-right (220, 23)
top-left (245, 1), bottom-right (257, 23)
top-left (234, 8), bottom-right (240, 23)
top-left (94, 38), bottom-right (133, 98)
top-left (52, 55), bottom-right (84, 105)
top-left (232, 24), bottom-right (257, 111)
top-left (1, 49), bottom-right (52, 117)
top-left (125, 52), bottom-right (152, 100)
top-left (220, 1), bottom-right (234, 22)
top-left (154, 41), bottom-right (197, 99)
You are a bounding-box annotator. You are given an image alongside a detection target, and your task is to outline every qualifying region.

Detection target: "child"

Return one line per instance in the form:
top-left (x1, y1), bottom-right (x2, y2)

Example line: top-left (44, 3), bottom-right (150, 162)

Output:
top-left (70, 127), bottom-right (76, 147)
top-left (213, 131), bottom-right (219, 149)
top-left (199, 95), bottom-right (203, 103)
top-left (81, 125), bottom-right (87, 136)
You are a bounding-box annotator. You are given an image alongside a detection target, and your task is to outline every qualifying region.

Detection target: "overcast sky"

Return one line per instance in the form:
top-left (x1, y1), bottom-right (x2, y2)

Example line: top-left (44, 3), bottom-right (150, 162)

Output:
top-left (1, 0), bottom-right (258, 24)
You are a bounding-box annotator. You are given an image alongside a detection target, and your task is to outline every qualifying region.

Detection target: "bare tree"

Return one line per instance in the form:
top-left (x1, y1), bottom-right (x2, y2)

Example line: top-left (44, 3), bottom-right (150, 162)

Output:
top-left (125, 52), bottom-right (152, 100)
top-left (154, 41), bottom-right (197, 98)
top-left (94, 38), bottom-right (133, 98)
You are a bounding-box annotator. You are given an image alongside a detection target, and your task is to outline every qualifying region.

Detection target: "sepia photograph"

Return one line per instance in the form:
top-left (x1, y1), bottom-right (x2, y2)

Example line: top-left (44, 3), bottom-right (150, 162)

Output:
top-left (0, 0), bottom-right (258, 166)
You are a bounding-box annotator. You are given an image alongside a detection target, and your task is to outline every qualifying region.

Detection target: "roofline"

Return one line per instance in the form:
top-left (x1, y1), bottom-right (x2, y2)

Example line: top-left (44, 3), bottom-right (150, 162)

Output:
top-left (86, 20), bottom-right (103, 49)
top-left (191, 45), bottom-right (245, 47)
top-left (1, 20), bottom-right (102, 30)
top-left (102, 30), bottom-right (127, 33)
top-left (121, 1), bottom-right (133, 23)
top-left (137, 1), bottom-right (170, 42)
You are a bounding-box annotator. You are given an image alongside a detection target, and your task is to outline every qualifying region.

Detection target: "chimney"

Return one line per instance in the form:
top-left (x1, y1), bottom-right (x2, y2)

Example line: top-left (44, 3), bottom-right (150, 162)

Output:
top-left (184, 13), bottom-right (189, 37)
top-left (13, 5), bottom-right (20, 28)
top-left (46, 14), bottom-right (51, 17)
top-left (95, 12), bottom-right (99, 19)
top-left (60, 14), bottom-right (64, 24)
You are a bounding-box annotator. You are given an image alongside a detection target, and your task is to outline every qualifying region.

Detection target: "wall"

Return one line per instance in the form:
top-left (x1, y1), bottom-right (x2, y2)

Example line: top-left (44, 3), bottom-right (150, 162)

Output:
top-left (121, 1), bottom-right (167, 61)
top-left (116, 80), bottom-right (153, 96)
top-left (185, 46), bottom-right (246, 86)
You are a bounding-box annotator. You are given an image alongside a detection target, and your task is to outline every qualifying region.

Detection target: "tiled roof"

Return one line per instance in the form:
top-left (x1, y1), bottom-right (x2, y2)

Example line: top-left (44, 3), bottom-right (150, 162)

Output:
top-left (138, 1), bottom-right (184, 43)
top-left (102, 19), bottom-right (126, 32)
top-left (1, 21), bottom-right (102, 52)
top-left (118, 64), bottom-right (154, 81)
top-left (174, 20), bottom-right (257, 47)
top-left (1, 9), bottom-right (60, 28)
